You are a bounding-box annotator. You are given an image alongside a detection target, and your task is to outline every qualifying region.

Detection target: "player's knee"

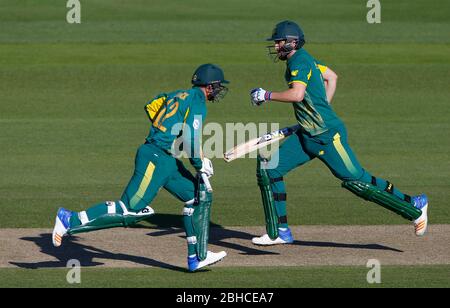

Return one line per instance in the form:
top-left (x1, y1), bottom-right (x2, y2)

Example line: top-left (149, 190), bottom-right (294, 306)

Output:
top-left (356, 169), bottom-right (373, 184)
top-left (118, 200), bottom-right (155, 225)
top-left (331, 167), bottom-right (365, 182)
top-left (117, 199), bottom-right (139, 215)
top-left (337, 168), bottom-right (374, 184)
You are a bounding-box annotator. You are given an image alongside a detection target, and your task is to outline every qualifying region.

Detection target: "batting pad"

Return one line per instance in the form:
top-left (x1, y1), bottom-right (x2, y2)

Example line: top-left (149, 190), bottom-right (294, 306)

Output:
top-left (342, 181), bottom-right (421, 221)
top-left (257, 155), bottom-right (279, 240)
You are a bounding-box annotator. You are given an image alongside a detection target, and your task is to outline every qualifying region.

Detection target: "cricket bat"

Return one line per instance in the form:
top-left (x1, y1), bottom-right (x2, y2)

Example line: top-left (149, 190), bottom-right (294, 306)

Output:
top-left (223, 124), bottom-right (300, 162)
top-left (200, 172), bottom-right (213, 193)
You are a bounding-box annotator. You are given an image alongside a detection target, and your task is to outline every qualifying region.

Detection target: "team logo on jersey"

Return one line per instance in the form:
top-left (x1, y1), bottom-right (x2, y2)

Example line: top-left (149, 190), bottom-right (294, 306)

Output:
top-left (193, 119), bottom-right (200, 130)
top-left (291, 70), bottom-right (299, 77)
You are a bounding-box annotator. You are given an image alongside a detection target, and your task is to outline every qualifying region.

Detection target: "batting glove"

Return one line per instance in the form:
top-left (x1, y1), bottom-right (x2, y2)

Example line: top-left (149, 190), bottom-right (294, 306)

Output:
top-left (199, 157), bottom-right (214, 178)
top-left (250, 88), bottom-right (272, 106)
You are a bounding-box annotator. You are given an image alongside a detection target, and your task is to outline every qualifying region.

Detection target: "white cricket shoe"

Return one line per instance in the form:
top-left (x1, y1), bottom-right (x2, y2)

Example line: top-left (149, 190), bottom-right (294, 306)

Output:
top-left (52, 207), bottom-right (73, 247)
top-left (188, 251), bottom-right (227, 272)
top-left (252, 228), bottom-right (294, 246)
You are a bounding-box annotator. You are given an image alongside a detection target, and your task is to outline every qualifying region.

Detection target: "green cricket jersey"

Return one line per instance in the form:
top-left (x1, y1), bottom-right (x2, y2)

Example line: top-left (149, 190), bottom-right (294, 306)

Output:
top-left (285, 48), bottom-right (343, 136)
top-left (144, 87), bottom-right (206, 170)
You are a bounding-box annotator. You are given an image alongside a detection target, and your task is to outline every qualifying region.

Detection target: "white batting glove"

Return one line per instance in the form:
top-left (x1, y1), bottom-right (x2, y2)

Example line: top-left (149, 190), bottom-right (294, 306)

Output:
top-left (199, 157), bottom-right (214, 178)
top-left (250, 88), bottom-right (272, 106)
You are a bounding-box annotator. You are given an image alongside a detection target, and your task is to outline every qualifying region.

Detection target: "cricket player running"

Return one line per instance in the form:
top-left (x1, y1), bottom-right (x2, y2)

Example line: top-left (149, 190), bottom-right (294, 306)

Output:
top-left (250, 21), bottom-right (429, 245)
top-left (52, 64), bottom-right (228, 271)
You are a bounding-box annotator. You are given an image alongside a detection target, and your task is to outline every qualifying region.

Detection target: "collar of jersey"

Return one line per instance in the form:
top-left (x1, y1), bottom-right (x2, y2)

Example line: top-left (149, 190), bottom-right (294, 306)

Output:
top-left (287, 48), bottom-right (305, 65)
top-left (192, 86), bottom-right (206, 102)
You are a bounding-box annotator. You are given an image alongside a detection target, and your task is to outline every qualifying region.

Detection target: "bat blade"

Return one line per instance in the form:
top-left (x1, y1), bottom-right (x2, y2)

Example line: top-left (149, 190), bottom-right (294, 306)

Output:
top-left (223, 124), bottom-right (300, 162)
top-left (223, 136), bottom-right (278, 162)
top-left (200, 173), bottom-right (213, 192)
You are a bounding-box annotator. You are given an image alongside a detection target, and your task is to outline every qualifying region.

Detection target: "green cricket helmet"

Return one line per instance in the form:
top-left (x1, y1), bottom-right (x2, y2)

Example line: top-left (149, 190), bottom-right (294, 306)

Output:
top-left (266, 20), bottom-right (305, 61)
top-left (191, 64), bottom-right (229, 102)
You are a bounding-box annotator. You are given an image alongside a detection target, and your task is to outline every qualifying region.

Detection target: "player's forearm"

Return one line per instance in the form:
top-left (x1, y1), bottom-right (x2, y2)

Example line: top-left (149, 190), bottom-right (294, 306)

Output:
top-left (182, 129), bottom-right (203, 171)
top-left (189, 138), bottom-right (203, 171)
top-left (270, 88), bottom-right (304, 103)
top-left (188, 142), bottom-right (203, 171)
top-left (189, 157), bottom-right (203, 171)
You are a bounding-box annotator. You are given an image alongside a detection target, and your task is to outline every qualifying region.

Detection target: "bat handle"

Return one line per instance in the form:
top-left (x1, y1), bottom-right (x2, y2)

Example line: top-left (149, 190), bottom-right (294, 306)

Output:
top-left (200, 173), bottom-right (213, 193)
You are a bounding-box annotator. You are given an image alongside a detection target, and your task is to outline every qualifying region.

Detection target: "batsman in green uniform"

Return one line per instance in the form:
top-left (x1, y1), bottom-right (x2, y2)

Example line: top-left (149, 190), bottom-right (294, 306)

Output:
top-left (250, 21), bottom-right (429, 245)
top-left (52, 64), bottom-right (228, 271)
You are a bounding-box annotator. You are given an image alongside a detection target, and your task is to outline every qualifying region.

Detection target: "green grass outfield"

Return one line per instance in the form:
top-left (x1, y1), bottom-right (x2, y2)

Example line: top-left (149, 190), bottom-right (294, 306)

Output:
top-left (0, 0), bottom-right (448, 227)
top-left (1, 265), bottom-right (449, 288)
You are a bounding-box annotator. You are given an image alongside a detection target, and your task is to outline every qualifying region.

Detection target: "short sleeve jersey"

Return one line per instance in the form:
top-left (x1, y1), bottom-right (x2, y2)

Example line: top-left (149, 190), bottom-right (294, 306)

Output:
top-left (285, 49), bottom-right (343, 136)
top-left (145, 87), bottom-right (206, 170)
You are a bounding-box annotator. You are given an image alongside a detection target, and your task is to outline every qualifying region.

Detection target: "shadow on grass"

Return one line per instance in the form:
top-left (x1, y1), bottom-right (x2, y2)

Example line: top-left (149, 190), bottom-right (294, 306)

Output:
top-left (10, 233), bottom-right (186, 272)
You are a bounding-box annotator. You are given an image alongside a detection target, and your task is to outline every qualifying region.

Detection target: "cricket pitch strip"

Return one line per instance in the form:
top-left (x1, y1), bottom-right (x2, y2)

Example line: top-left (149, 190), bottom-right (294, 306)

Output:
top-left (1, 225), bottom-right (449, 269)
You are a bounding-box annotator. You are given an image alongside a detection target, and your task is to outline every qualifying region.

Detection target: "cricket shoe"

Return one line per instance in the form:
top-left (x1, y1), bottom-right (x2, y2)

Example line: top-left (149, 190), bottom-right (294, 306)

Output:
top-left (52, 207), bottom-right (73, 247)
top-left (188, 251), bottom-right (227, 272)
top-left (412, 194), bottom-right (428, 236)
top-left (252, 227), bottom-right (294, 246)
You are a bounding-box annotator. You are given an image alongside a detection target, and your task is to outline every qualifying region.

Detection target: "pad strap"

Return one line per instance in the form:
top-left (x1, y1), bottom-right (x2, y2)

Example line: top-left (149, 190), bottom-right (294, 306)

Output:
top-left (270, 177), bottom-right (284, 183)
top-left (79, 211), bottom-right (89, 225)
top-left (404, 194), bottom-right (412, 204)
top-left (371, 176), bottom-right (396, 195)
top-left (183, 207), bottom-right (194, 216)
top-left (187, 236), bottom-right (197, 245)
top-left (371, 176), bottom-right (377, 186)
top-left (273, 193), bottom-right (287, 201)
top-left (106, 201), bottom-right (116, 214)
top-left (278, 215), bottom-right (288, 224)
top-left (385, 181), bottom-right (394, 194)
